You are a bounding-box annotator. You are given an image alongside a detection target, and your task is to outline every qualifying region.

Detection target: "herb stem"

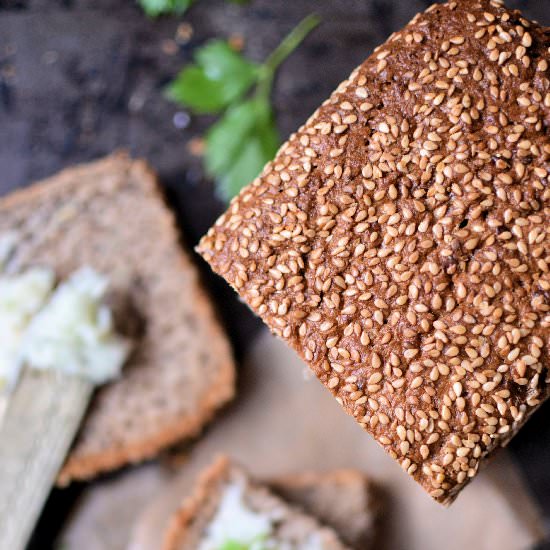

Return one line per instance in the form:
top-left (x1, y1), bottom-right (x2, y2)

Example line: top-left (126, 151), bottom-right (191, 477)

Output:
top-left (256, 13), bottom-right (320, 101)
top-left (264, 13), bottom-right (320, 76)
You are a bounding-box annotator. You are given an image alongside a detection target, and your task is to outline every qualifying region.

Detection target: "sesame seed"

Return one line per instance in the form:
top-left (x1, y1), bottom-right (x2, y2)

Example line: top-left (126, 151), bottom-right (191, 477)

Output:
top-left (521, 32), bottom-right (532, 48)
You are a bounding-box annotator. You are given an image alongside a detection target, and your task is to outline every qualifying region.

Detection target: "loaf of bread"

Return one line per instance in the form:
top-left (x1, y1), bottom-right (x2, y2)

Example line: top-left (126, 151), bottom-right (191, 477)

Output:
top-left (0, 154), bottom-right (235, 484)
top-left (198, 0), bottom-right (550, 504)
top-left (163, 457), bottom-right (352, 550)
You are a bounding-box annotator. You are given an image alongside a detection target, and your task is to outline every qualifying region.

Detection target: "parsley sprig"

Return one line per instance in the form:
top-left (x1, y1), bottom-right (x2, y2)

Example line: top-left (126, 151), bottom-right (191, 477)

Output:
top-left (218, 536), bottom-right (270, 550)
top-left (139, 0), bottom-right (193, 17)
top-left (219, 541), bottom-right (251, 550)
top-left (139, 0), bottom-right (246, 17)
top-left (167, 14), bottom-right (320, 201)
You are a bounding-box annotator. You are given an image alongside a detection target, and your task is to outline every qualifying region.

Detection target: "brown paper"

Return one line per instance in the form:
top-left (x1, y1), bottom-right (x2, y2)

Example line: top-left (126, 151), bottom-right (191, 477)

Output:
top-left (61, 330), bottom-right (545, 550)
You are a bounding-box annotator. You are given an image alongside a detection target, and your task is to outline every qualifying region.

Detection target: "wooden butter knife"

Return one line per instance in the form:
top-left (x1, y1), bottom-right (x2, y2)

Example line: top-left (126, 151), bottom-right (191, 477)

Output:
top-left (0, 370), bottom-right (93, 550)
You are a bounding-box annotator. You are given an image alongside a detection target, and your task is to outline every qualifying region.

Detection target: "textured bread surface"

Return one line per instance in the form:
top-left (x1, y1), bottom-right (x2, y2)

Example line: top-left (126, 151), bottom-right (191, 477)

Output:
top-left (197, 0), bottom-right (550, 504)
top-left (163, 457), bottom-right (351, 550)
top-left (0, 154), bottom-right (235, 484)
top-left (270, 470), bottom-right (376, 549)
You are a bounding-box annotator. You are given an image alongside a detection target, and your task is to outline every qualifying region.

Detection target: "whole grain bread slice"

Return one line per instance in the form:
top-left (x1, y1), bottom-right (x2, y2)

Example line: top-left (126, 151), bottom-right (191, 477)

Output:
top-left (269, 470), bottom-right (377, 549)
top-left (0, 154), bottom-right (235, 484)
top-left (197, 0), bottom-right (550, 505)
top-left (163, 457), bottom-right (352, 550)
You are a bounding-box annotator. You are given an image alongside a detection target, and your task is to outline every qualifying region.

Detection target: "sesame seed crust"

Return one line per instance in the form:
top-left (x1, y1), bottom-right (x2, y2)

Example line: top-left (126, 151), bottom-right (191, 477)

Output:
top-left (197, 0), bottom-right (550, 504)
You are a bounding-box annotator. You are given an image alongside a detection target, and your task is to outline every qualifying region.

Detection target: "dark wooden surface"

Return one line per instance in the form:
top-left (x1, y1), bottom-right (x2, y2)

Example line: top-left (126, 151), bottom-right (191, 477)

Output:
top-left (0, 0), bottom-right (549, 547)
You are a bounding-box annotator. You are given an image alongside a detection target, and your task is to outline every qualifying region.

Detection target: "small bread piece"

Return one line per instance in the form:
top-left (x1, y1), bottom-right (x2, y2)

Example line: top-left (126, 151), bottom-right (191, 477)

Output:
top-left (0, 155), bottom-right (235, 484)
top-left (163, 457), bottom-right (351, 550)
top-left (197, 0), bottom-right (550, 505)
top-left (270, 470), bottom-right (376, 549)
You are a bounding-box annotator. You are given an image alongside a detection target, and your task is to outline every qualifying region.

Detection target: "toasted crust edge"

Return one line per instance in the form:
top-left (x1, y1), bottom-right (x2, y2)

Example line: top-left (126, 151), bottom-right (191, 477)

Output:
top-left (162, 455), bottom-right (231, 550)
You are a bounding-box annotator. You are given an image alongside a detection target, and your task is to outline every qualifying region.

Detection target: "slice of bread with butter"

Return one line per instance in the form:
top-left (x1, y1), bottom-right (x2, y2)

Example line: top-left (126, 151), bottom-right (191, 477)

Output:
top-left (0, 154), bottom-right (236, 484)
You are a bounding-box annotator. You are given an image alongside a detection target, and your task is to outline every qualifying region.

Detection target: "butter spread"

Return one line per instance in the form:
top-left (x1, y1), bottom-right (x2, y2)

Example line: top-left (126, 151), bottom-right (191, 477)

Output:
top-left (198, 482), bottom-right (272, 550)
top-left (0, 268), bottom-right (55, 391)
top-left (21, 267), bottom-right (131, 384)
top-left (199, 481), bottom-right (329, 550)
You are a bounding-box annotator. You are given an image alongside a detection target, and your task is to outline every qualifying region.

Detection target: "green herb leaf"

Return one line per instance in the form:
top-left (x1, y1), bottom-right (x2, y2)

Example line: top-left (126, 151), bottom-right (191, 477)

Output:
top-left (138, 0), bottom-right (193, 17)
top-left (167, 41), bottom-right (258, 114)
top-left (218, 541), bottom-right (249, 550)
top-left (218, 535), bottom-right (271, 550)
top-left (206, 98), bottom-right (279, 201)
top-left (164, 14), bottom-right (319, 202)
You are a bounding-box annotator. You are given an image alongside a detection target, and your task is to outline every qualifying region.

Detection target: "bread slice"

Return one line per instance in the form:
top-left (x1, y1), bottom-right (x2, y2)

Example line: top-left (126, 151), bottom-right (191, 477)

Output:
top-left (0, 154), bottom-right (235, 484)
top-left (163, 457), bottom-right (352, 550)
top-left (270, 470), bottom-right (376, 549)
top-left (197, 0), bottom-right (550, 504)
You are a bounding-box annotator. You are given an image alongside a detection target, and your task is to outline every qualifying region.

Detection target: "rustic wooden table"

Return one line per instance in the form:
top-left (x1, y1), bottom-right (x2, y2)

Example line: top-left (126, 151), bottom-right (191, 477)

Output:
top-left (1, 0), bottom-right (549, 547)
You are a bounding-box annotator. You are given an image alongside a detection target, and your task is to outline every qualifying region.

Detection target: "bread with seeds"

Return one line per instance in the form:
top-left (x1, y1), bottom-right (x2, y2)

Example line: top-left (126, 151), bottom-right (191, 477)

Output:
top-left (0, 154), bottom-right (235, 484)
top-left (163, 457), bottom-right (352, 550)
top-left (197, 0), bottom-right (550, 504)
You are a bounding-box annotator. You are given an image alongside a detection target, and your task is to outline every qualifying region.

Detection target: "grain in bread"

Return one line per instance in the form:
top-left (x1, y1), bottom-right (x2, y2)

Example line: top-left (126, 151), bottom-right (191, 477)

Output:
top-left (270, 470), bottom-right (376, 549)
top-left (197, 0), bottom-right (550, 504)
top-left (0, 154), bottom-right (235, 484)
top-left (163, 457), bottom-right (351, 550)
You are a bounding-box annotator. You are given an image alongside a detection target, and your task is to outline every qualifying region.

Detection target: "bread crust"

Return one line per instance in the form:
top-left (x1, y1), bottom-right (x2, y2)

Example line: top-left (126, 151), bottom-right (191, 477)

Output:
top-left (198, 0), bottom-right (550, 504)
top-left (163, 456), bottom-right (231, 550)
top-left (0, 154), bottom-right (235, 484)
